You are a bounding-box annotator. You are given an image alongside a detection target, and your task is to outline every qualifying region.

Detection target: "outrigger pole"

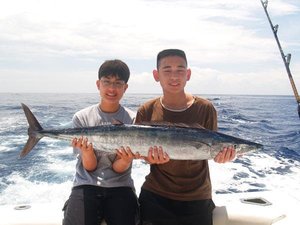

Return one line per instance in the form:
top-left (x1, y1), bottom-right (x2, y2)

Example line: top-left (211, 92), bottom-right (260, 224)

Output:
top-left (261, 0), bottom-right (300, 118)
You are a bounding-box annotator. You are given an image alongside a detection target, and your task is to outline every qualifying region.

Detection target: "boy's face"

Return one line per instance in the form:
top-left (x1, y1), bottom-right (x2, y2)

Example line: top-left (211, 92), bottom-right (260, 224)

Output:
top-left (153, 56), bottom-right (191, 94)
top-left (96, 75), bottom-right (128, 105)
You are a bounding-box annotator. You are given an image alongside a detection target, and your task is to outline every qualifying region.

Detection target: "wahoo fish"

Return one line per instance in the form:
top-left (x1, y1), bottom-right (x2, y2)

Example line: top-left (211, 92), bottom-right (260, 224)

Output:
top-left (20, 103), bottom-right (263, 160)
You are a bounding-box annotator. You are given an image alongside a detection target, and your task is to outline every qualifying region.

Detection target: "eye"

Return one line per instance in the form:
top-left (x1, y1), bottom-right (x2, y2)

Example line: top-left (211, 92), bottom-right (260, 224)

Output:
top-left (163, 70), bottom-right (171, 74)
top-left (115, 81), bottom-right (124, 86)
top-left (102, 80), bottom-right (111, 85)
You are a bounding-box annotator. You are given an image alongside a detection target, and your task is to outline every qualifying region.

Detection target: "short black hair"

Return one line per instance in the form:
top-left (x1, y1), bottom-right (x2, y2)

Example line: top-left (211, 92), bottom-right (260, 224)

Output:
top-left (98, 59), bottom-right (130, 83)
top-left (156, 49), bottom-right (187, 69)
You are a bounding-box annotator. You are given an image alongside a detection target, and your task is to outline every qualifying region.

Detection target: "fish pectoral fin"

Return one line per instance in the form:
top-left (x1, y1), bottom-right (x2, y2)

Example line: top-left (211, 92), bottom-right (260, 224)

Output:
top-left (194, 141), bottom-right (212, 149)
top-left (111, 119), bottom-right (123, 125)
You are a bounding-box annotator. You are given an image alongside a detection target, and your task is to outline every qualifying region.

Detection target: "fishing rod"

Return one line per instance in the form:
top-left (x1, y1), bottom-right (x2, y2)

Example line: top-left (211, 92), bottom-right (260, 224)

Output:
top-left (261, 0), bottom-right (300, 118)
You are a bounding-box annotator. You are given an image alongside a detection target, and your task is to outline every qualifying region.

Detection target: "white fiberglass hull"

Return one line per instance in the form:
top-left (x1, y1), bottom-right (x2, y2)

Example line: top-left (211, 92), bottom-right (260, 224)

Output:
top-left (0, 191), bottom-right (298, 225)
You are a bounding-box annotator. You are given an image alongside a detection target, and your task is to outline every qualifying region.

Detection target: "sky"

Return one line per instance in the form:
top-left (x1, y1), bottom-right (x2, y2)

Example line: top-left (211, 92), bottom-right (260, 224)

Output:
top-left (0, 0), bottom-right (300, 95)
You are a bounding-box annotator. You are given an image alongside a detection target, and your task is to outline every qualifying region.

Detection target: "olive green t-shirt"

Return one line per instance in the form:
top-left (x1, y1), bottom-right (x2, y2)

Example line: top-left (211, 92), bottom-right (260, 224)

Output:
top-left (135, 96), bottom-right (217, 201)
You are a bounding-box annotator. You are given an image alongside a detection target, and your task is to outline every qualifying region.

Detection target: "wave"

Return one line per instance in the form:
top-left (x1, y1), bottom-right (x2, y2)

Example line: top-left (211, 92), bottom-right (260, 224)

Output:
top-left (0, 93), bottom-right (299, 205)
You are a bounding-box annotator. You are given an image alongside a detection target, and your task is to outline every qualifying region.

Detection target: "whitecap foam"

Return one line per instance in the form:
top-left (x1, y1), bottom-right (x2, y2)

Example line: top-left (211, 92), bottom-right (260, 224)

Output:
top-left (0, 173), bottom-right (73, 205)
top-left (210, 153), bottom-right (300, 198)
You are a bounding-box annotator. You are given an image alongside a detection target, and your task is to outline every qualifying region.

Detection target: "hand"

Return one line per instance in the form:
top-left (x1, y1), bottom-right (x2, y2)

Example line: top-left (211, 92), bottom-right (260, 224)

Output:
top-left (115, 146), bottom-right (137, 163)
top-left (113, 146), bottom-right (140, 173)
top-left (72, 137), bottom-right (93, 153)
top-left (214, 146), bottom-right (236, 163)
top-left (142, 146), bottom-right (170, 164)
top-left (72, 137), bottom-right (96, 171)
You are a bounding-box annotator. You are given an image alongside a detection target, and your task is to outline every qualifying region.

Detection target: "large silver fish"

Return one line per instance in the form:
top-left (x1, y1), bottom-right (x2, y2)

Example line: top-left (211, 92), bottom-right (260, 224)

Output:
top-left (20, 103), bottom-right (263, 159)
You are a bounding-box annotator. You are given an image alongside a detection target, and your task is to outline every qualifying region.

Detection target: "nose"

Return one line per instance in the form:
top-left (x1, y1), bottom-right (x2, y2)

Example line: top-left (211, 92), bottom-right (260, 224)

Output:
top-left (169, 70), bottom-right (181, 78)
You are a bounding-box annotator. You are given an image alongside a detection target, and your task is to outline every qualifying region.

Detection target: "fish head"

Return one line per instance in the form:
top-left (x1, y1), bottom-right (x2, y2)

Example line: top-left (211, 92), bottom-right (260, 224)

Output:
top-left (211, 141), bottom-right (263, 159)
top-left (234, 142), bottom-right (264, 156)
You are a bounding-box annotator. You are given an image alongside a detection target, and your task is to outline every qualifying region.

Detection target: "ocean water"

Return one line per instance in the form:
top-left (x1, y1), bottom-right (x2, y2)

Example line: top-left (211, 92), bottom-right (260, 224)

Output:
top-left (0, 93), bottom-right (299, 206)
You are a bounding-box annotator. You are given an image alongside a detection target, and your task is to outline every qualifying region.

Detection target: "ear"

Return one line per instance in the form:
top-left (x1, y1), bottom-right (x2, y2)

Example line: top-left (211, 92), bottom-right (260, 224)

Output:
top-left (123, 83), bottom-right (128, 92)
top-left (96, 80), bottom-right (101, 90)
top-left (153, 69), bottom-right (160, 82)
top-left (186, 68), bottom-right (191, 81)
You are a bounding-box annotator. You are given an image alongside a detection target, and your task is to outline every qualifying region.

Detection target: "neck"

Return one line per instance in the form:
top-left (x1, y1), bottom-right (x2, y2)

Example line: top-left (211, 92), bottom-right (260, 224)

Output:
top-left (161, 92), bottom-right (194, 111)
top-left (99, 102), bottom-right (120, 113)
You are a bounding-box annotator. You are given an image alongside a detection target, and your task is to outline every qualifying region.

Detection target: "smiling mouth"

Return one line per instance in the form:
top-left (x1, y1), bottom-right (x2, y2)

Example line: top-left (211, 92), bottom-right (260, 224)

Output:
top-left (106, 93), bottom-right (117, 97)
top-left (169, 83), bottom-right (180, 87)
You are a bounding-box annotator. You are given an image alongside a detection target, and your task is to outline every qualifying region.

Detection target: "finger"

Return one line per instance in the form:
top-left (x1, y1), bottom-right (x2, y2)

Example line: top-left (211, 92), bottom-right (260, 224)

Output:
top-left (224, 146), bottom-right (235, 162)
top-left (147, 147), bottom-right (155, 164)
top-left (158, 146), bottom-right (164, 160)
top-left (75, 137), bottom-right (83, 148)
top-left (228, 147), bottom-right (236, 161)
top-left (82, 137), bottom-right (88, 149)
top-left (126, 146), bottom-right (133, 157)
top-left (87, 143), bottom-right (93, 151)
top-left (215, 148), bottom-right (225, 163)
top-left (163, 152), bottom-right (170, 162)
top-left (116, 148), bottom-right (122, 158)
top-left (71, 138), bottom-right (77, 147)
top-left (213, 152), bottom-right (221, 162)
top-left (118, 146), bottom-right (125, 154)
top-left (77, 136), bottom-right (83, 147)
top-left (156, 146), bottom-right (168, 164)
top-left (148, 147), bottom-right (153, 158)
top-left (152, 146), bottom-right (159, 162)
top-left (221, 147), bottom-right (229, 162)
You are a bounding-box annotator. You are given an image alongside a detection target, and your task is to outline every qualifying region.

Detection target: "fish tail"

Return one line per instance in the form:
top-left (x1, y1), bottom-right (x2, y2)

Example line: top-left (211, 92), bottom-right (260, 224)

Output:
top-left (20, 103), bottom-right (43, 158)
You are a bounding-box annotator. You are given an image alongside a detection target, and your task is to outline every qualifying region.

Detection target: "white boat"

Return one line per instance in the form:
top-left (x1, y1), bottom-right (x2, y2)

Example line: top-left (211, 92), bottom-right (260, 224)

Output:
top-left (0, 191), bottom-right (298, 225)
top-left (213, 191), bottom-right (299, 225)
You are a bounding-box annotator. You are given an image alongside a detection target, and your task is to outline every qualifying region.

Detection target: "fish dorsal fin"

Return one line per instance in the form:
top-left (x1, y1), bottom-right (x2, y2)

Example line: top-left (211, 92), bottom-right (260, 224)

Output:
top-left (112, 119), bottom-right (123, 125)
top-left (139, 121), bottom-right (205, 129)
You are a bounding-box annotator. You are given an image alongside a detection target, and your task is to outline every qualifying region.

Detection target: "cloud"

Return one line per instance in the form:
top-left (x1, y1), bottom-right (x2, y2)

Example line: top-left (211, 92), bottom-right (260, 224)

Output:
top-left (0, 0), bottom-right (299, 94)
top-left (187, 66), bottom-right (296, 95)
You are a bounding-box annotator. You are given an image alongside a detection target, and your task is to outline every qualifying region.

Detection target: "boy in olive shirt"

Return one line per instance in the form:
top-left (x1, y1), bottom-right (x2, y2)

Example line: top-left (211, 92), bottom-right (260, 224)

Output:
top-left (135, 49), bottom-right (236, 225)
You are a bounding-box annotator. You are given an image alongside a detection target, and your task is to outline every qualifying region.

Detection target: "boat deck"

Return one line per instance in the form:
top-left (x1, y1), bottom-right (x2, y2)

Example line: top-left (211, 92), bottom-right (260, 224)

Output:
top-left (0, 191), bottom-right (299, 225)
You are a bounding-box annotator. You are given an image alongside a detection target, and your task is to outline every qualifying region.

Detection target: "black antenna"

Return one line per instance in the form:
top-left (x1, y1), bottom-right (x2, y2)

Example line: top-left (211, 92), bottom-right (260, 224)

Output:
top-left (261, 0), bottom-right (300, 118)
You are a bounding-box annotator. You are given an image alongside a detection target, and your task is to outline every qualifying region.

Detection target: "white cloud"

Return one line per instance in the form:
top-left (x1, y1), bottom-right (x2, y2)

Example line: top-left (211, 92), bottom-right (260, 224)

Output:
top-left (0, 0), bottom-right (299, 94)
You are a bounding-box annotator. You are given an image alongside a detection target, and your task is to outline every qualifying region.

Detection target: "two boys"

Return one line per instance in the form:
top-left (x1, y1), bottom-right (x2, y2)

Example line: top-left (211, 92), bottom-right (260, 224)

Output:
top-left (64, 49), bottom-right (235, 225)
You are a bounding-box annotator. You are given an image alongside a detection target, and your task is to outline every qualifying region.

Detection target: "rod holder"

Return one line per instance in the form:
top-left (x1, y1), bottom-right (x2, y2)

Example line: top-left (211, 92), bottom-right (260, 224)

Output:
top-left (273, 24), bottom-right (279, 33)
top-left (286, 54), bottom-right (291, 65)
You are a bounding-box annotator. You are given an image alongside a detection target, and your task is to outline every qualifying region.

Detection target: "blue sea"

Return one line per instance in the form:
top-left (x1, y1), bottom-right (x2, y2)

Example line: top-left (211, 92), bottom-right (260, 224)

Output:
top-left (0, 93), bottom-right (299, 206)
